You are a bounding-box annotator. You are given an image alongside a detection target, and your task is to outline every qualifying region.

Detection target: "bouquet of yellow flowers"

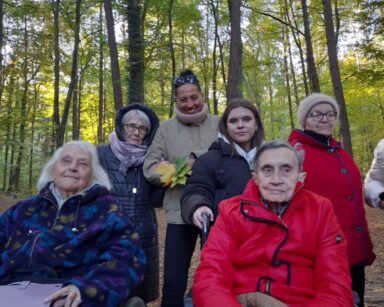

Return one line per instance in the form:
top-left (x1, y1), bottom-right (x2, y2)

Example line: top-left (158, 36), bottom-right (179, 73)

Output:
top-left (155, 157), bottom-right (192, 188)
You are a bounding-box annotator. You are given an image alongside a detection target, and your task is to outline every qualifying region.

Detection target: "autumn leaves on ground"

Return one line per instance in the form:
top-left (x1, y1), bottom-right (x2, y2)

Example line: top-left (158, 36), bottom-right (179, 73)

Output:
top-left (0, 195), bottom-right (383, 307)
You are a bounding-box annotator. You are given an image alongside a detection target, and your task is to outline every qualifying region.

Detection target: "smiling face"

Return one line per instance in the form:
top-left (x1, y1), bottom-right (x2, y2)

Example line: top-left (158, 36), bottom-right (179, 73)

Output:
top-left (253, 147), bottom-right (302, 205)
top-left (305, 103), bottom-right (337, 136)
top-left (52, 144), bottom-right (93, 199)
top-left (227, 107), bottom-right (257, 152)
top-left (175, 83), bottom-right (205, 114)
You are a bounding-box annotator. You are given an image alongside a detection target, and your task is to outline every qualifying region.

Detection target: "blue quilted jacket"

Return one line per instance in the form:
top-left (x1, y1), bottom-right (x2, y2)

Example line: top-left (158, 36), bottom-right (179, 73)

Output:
top-left (0, 183), bottom-right (146, 307)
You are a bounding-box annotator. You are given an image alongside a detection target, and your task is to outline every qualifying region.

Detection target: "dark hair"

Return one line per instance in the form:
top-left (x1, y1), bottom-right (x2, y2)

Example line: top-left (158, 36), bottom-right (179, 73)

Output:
top-left (219, 98), bottom-right (265, 152)
top-left (252, 140), bottom-right (304, 172)
top-left (173, 69), bottom-right (201, 93)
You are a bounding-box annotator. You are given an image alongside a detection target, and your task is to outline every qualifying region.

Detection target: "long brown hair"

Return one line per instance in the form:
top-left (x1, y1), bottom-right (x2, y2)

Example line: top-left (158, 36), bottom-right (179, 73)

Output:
top-left (219, 98), bottom-right (265, 151)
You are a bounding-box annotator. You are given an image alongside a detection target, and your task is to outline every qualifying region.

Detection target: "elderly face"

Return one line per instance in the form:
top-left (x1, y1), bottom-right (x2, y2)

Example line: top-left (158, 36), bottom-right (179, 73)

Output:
top-left (305, 103), bottom-right (337, 136)
top-left (52, 144), bottom-right (93, 199)
top-left (175, 83), bottom-right (204, 114)
top-left (253, 147), bottom-right (303, 205)
top-left (123, 113), bottom-right (148, 145)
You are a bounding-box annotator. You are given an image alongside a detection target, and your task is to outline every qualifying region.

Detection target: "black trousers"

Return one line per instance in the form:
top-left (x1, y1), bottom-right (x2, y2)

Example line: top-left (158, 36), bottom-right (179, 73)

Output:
top-left (161, 223), bottom-right (200, 307)
top-left (351, 265), bottom-right (365, 307)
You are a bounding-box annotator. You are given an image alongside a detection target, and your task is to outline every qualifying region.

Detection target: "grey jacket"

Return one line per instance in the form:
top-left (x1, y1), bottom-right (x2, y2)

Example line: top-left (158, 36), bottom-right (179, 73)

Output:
top-left (143, 112), bottom-right (220, 224)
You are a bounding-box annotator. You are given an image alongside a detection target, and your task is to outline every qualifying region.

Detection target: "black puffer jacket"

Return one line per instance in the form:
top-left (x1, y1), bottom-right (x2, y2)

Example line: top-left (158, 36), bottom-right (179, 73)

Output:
top-left (97, 103), bottom-right (161, 303)
top-left (181, 139), bottom-right (252, 225)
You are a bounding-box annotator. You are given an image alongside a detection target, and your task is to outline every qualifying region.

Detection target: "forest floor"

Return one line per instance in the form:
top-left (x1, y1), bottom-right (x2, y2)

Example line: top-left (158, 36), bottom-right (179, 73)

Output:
top-left (0, 194), bottom-right (383, 306)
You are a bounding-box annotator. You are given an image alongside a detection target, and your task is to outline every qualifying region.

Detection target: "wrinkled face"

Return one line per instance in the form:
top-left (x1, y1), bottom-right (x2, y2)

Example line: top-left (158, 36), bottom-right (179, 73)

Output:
top-left (254, 148), bottom-right (302, 204)
top-left (123, 114), bottom-right (147, 145)
top-left (227, 107), bottom-right (257, 152)
top-left (52, 144), bottom-right (93, 199)
top-left (175, 83), bottom-right (204, 114)
top-left (305, 103), bottom-right (337, 136)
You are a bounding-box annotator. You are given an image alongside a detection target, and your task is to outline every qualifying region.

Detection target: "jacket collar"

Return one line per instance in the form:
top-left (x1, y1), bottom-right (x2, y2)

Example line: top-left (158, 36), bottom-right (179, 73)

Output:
top-left (288, 129), bottom-right (340, 149)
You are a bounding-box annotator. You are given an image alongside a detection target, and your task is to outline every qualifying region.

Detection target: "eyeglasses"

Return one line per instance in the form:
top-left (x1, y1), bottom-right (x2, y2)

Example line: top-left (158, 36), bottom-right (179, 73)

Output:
top-left (125, 124), bottom-right (148, 135)
top-left (307, 111), bottom-right (337, 122)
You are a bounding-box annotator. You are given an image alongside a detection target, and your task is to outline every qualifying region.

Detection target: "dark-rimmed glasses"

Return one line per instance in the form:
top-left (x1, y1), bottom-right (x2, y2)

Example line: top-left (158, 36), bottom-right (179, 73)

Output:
top-left (125, 124), bottom-right (148, 135)
top-left (307, 111), bottom-right (337, 122)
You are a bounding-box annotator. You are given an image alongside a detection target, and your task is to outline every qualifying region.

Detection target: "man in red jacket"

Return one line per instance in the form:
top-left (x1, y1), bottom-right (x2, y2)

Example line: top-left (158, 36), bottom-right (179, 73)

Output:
top-left (193, 140), bottom-right (353, 307)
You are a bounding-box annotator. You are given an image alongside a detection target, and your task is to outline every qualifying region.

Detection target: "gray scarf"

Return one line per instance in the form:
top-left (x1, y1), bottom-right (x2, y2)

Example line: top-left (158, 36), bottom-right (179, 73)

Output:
top-left (109, 131), bottom-right (147, 174)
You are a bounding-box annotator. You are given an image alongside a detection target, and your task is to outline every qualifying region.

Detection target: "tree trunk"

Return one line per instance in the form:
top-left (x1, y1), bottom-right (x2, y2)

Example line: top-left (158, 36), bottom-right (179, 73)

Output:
top-left (227, 0), bottom-right (242, 102)
top-left (127, 0), bottom-right (144, 105)
top-left (168, 0), bottom-right (176, 118)
top-left (29, 83), bottom-right (38, 190)
top-left (209, 0), bottom-right (220, 115)
top-left (0, 0), bottom-right (4, 108)
top-left (322, 0), bottom-right (353, 156)
top-left (301, 0), bottom-right (320, 92)
top-left (56, 0), bottom-right (82, 148)
top-left (98, 4), bottom-right (104, 143)
top-left (104, 0), bottom-right (123, 111)
top-left (52, 0), bottom-right (60, 148)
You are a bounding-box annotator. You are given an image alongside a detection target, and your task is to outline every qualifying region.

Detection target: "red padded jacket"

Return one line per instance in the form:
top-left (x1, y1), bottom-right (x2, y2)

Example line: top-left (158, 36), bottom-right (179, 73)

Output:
top-left (193, 180), bottom-right (353, 307)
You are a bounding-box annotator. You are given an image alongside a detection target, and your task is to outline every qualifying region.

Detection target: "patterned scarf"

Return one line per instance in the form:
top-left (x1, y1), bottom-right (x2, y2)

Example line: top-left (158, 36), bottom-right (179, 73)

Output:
top-left (174, 103), bottom-right (208, 126)
top-left (109, 131), bottom-right (147, 174)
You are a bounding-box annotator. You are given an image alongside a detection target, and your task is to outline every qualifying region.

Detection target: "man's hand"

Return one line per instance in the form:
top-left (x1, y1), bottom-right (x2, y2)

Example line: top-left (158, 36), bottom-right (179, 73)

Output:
top-left (236, 292), bottom-right (288, 307)
top-left (44, 284), bottom-right (82, 307)
top-left (192, 206), bottom-right (213, 229)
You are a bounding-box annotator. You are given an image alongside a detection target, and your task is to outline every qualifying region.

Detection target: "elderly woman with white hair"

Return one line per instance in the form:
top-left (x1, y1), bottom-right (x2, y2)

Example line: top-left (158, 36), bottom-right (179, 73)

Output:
top-left (288, 93), bottom-right (375, 307)
top-left (0, 140), bottom-right (145, 307)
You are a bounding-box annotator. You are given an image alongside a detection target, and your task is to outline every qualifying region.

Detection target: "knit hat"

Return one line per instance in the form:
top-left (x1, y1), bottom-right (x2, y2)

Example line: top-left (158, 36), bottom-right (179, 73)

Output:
top-left (297, 93), bottom-right (339, 128)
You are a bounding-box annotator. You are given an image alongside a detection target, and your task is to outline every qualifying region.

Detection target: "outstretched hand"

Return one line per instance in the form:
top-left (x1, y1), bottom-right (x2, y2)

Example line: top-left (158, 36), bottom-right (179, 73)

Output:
top-left (44, 284), bottom-right (82, 307)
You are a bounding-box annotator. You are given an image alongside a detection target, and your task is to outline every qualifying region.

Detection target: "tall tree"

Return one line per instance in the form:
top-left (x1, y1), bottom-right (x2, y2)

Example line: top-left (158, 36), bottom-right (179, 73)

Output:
top-left (227, 0), bottom-right (242, 101)
top-left (98, 4), bottom-right (104, 143)
top-left (301, 0), bottom-right (320, 92)
top-left (322, 0), bottom-right (353, 155)
top-left (104, 0), bottom-right (123, 111)
top-left (126, 0), bottom-right (144, 104)
top-left (52, 0), bottom-right (61, 148)
top-left (167, 0), bottom-right (176, 118)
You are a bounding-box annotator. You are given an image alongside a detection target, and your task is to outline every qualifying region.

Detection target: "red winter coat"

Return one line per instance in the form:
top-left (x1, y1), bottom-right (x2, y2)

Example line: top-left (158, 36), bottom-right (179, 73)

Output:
top-left (288, 129), bottom-right (375, 267)
top-left (193, 180), bottom-right (353, 307)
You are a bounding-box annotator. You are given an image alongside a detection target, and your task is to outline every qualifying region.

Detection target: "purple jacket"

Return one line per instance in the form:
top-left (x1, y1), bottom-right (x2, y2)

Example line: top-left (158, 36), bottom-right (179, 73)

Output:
top-left (0, 183), bottom-right (145, 306)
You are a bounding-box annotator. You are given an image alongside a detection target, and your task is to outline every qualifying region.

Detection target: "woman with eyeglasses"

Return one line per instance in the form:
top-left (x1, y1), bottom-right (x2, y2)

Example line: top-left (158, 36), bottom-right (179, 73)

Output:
top-left (288, 93), bottom-right (375, 307)
top-left (98, 103), bottom-right (162, 304)
top-left (143, 69), bottom-right (219, 307)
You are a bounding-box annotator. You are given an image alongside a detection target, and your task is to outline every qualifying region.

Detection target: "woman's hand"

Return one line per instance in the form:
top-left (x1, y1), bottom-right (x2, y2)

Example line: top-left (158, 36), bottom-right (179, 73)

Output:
top-left (193, 206), bottom-right (213, 229)
top-left (44, 284), bottom-right (82, 307)
top-left (379, 200), bottom-right (384, 209)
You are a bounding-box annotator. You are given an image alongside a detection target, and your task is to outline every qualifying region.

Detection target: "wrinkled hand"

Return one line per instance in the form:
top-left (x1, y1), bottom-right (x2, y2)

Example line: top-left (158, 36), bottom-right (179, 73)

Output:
top-left (192, 206), bottom-right (213, 229)
top-left (236, 292), bottom-right (288, 307)
top-left (44, 284), bottom-right (82, 307)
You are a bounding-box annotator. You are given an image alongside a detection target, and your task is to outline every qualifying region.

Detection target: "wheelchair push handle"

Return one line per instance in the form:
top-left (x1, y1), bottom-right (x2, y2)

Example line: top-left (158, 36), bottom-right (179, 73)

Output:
top-left (201, 212), bottom-right (211, 247)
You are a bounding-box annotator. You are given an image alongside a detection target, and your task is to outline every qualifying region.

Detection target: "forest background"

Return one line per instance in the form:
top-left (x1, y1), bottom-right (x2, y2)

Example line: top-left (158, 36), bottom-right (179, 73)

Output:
top-left (0, 0), bottom-right (383, 193)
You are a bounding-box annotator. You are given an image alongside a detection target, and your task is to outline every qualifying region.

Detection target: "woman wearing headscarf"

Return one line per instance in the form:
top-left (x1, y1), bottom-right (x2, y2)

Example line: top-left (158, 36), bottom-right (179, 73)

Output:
top-left (0, 141), bottom-right (145, 307)
top-left (181, 98), bottom-right (265, 229)
top-left (288, 93), bottom-right (375, 307)
top-left (98, 103), bottom-right (161, 304)
top-left (143, 69), bottom-right (220, 307)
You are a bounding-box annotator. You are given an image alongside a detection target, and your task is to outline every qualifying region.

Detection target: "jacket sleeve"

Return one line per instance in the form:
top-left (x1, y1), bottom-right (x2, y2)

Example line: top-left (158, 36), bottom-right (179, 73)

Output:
top-left (143, 125), bottom-right (167, 186)
top-left (181, 156), bottom-right (218, 224)
top-left (306, 198), bottom-right (353, 307)
top-left (192, 201), bottom-right (242, 307)
top-left (364, 179), bottom-right (384, 208)
top-left (67, 211), bottom-right (146, 306)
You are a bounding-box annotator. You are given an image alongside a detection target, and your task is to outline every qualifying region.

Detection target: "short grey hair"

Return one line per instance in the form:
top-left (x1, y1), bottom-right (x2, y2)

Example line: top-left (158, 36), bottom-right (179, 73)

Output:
top-left (252, 140), bottom-right (304, 172)
top-left (36, 140), bottom-right (112, 192)
top-left (122, 109), bottom-right (151, 131)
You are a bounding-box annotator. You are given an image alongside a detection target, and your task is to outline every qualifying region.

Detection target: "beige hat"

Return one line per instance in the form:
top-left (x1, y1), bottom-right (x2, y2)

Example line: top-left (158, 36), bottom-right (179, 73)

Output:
top-left (297, 93), bottom-right (339, 128)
